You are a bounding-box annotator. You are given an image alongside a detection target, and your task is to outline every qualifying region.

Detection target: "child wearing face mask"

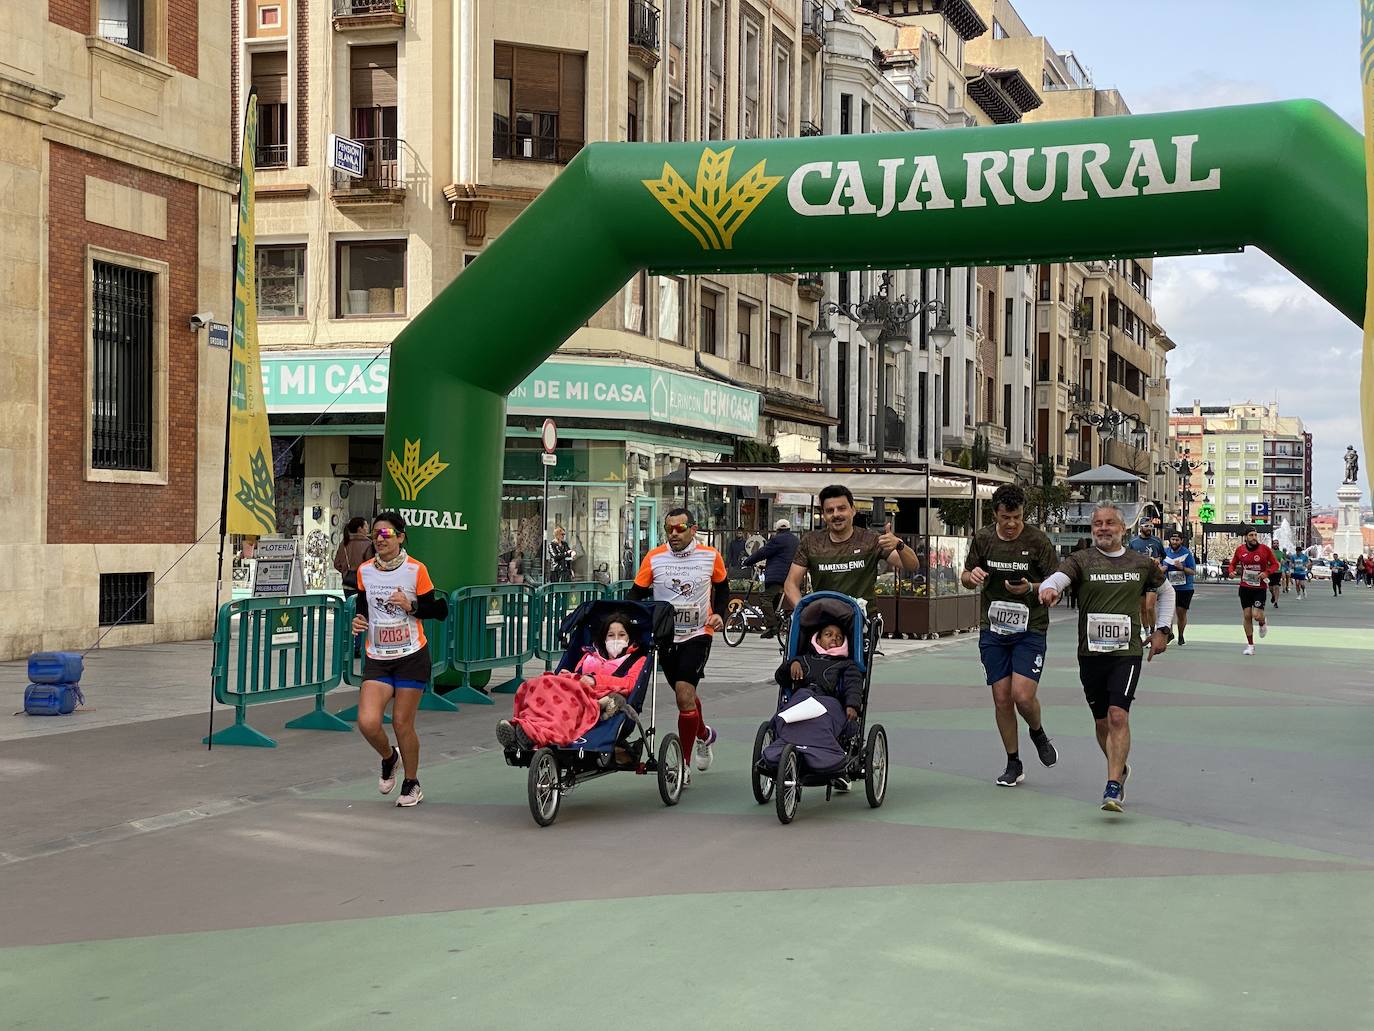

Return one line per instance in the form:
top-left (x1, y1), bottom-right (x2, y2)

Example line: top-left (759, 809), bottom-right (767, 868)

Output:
top-left (497, 614), bottom-right (646, 750)
top-left (776, 621), bottom-right (864, 722)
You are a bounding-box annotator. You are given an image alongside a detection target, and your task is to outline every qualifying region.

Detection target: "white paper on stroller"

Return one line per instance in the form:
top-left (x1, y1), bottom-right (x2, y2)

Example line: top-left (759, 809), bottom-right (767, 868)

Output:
top-left (778, 696), bottom-right (827, 724)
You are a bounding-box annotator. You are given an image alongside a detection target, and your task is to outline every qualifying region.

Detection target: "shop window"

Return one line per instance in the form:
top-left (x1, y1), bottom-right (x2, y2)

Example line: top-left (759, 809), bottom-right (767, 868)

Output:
top-left (336, 239), bottom-right (406, 317)
top-left (623, 271), bottom-right (646, 333)
top-left (90, 258), bottom-right (157, 472)
top-left (657, 276), bottom-right (683, 343)
top-left (252, 51), bottom-right (290, 167)
top-left (699, 288), bottom-right (721, 355)
top-left (737, 300), bottom-right (756, 366)
top-left (256, 244), bottom-right (306, 319)
top-left (493, 43), bottom-right (586, 163)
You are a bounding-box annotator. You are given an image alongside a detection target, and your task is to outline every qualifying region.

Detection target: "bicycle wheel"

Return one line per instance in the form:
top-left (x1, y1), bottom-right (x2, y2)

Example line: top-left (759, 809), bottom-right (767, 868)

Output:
top-left (723, 610), bottom-right (747, 647)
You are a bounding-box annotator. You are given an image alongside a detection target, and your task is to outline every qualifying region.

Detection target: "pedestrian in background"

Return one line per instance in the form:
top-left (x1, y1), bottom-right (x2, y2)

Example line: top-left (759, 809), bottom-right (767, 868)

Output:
top-left (333, 517), bottom-right (373, 598)
top-left (744, 519), bottom-right (800, 639)
top-left (547, 526), bottom-right (575, 583)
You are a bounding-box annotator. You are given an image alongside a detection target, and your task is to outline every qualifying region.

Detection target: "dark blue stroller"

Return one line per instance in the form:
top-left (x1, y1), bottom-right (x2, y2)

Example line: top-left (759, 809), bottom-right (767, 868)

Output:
top-left (503, 599), bottom-right (683, 826)
top-left (750, 591), bottom-right (889, 824)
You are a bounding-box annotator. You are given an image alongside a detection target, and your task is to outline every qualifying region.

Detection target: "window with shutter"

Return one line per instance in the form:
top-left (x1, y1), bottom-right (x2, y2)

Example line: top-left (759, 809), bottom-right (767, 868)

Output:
top-left (492, 44), bottom-right (585, 163)
top-left (252, 51), bottom-right (289, 167)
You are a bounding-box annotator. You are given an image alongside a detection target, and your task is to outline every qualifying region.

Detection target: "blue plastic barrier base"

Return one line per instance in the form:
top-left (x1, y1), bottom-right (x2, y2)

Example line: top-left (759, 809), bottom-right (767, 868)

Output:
top-left (445, 684), bottom-right (495, 705)
top-left (203, 722), bottom-right (277, 748)
top-left (334, 704), bottom-right (391, 725)
top-left (418, 691), bottom-right (459, 712)
top-left (285, 709), bottom-right (353, 732)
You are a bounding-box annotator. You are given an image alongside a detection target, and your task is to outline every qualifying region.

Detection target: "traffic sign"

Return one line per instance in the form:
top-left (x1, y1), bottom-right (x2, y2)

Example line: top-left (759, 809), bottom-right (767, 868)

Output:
top-left (540, 418), bottom-right (558, 453)
top-left (1250, 501), bottom-right (1270, 517)
top-left (540, 452), bottom-right (557, 466)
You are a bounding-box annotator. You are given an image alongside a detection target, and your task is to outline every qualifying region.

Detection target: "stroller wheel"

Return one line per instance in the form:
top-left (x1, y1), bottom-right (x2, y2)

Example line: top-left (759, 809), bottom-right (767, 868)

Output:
top-left (776, 744), bottom-right (801, 825)
top-left (657, 733), bottom-right (684, 806)
top-left (527, 748), bottom-right (562, 827)
top-left (751, 721), bottom-right (776, 804)
top-left (864, 725), bottom-right (889, 808)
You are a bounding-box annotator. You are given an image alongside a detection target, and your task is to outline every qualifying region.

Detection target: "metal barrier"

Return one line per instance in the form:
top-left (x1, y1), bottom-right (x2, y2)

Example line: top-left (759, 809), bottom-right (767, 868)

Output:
top-left (203, 595), bottom-right (351, 748)
top-left (534, 581), bottom-right (605, 669)
top-left (447, 584), bottom-right (536, 703)
top-left (604, 579), bottom-right (637, 600)
top-left (336, 593), bottom-right (457, 721)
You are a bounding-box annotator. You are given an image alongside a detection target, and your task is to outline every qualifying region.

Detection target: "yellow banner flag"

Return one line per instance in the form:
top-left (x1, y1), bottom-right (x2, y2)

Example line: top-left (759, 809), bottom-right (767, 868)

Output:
top-left (1363, 1), bottom-right (1374, 498)
top-left (226, 92), bottom-right (277, 535)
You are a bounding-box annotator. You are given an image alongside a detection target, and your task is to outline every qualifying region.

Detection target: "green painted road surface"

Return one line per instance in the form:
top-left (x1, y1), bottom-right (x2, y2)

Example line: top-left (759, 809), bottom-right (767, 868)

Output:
top-left (2, 586), bottom-right (1371, 1029)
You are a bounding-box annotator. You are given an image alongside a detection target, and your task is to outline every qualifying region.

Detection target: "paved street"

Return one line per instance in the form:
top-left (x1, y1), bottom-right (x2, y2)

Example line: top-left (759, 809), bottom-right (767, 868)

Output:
top-left (2, 584), bottom-right (1371, 1030)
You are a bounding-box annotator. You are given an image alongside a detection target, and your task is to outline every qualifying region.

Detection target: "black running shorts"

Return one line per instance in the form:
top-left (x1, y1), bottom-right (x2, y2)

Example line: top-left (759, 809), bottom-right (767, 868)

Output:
top-left (1238, 586), bottom-right (1267, 611)
top-left (1174, 589), bottom-right (1194, 611)
top-left (362, 645), bottom-right (432, 690)
top-left (1078, 654), bottom-right (1144, 720)
top-left (660, 634), bottom-right (713, 687)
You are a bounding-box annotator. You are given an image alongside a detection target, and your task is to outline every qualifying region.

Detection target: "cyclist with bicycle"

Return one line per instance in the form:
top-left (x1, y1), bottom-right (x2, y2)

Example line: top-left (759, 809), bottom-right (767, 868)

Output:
top-left (743, 519), bottom-right (799, 639)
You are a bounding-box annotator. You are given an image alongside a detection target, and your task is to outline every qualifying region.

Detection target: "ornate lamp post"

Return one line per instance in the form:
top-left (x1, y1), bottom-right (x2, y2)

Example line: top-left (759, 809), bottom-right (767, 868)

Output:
top-left (1156, 448), bottom-right (1211, 543)
top-left (812, 271), bottom-right (953, 519)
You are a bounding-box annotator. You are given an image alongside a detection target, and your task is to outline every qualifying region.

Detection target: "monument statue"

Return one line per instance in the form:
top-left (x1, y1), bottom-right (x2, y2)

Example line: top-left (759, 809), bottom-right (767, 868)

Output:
top-left (1344, 445), bottom-right (1359, 484)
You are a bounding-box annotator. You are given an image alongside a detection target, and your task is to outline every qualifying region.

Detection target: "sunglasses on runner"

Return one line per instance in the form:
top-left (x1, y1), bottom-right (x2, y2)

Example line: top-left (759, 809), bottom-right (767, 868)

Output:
top-left (372, 528), bottom-right (399, 541)
top-left (665, 522), bottom-right (693, 535)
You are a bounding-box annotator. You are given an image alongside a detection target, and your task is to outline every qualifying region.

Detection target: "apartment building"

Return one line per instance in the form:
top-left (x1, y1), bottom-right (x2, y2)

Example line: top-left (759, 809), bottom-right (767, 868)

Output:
top-left (1170, 402), bottom-right (1313, 543)
top-left (965, 0), bottom-right (1175, 491)
top-left (236, 0), bottom-right (828, 584)
top-left (811, 2), bottom-right (1037, 493)
top-left (0, 0), bottom-right (236, 658)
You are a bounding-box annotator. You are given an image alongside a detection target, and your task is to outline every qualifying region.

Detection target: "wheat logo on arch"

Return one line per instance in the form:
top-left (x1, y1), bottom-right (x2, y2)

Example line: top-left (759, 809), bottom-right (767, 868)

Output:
top-left (642, 146), bottom-right (783, 250)
top-left (387, 438), bottom-right (448, 502)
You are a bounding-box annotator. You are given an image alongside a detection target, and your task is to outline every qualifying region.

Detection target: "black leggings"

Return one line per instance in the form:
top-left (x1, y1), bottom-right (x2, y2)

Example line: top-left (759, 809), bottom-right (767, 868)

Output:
top-left (1333, 573), bottom-right (1344, 595)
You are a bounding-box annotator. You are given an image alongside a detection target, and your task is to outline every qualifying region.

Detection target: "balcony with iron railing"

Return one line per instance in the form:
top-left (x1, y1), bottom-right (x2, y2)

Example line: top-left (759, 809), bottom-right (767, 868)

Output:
top-left (255, 142), bottom-right (289, 169)
top-left (332, 0), bottom-right (404, 28)
top-left (800, 119), bottom-right (822, 137)
top-left (330, 137), bottom-right (406, 202)
top-left (802, 0), bottom-right (825, 49)
top-left (493, 129), bottom-right (582, 165)
top-left (629, 0), bottom-right (661, 63)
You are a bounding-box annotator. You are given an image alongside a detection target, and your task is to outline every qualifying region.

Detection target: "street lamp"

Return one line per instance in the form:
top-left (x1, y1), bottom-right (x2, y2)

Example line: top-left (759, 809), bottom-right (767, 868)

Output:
top-left (1156, 448), bottom-right (1210, 543)
top-left (815, 271), bottom-right (953, 520)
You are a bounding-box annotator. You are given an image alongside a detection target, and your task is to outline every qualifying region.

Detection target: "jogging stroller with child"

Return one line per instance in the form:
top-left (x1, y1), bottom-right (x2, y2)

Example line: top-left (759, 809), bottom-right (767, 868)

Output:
top-left (502, 598), bottom-right (684, 826)
top-left (750, 591), bottom-right (889, 824)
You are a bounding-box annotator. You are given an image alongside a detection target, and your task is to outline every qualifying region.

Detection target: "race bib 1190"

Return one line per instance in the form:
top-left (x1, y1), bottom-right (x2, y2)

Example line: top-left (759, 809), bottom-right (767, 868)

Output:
top-left (1086, 612), bottom-right (1132, 653)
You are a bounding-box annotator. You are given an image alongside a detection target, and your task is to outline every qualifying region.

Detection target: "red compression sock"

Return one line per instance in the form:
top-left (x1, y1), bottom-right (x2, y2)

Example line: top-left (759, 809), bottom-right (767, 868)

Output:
top-left (679, 709), bottom-right (700, 762)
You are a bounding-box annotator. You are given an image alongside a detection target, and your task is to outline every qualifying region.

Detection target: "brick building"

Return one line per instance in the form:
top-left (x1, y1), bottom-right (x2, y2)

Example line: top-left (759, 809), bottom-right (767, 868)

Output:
top-left (0, 2), bottom-right (235, 658)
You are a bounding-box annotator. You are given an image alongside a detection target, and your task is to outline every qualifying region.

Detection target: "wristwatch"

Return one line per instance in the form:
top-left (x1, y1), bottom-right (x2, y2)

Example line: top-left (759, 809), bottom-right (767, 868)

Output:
top-left (893, 538), bottom-right (906, 552)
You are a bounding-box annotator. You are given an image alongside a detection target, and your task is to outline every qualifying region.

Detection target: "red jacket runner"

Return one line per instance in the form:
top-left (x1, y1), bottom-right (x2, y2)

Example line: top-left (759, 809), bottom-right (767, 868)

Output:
top-left (1228, 544), bottom-right (1279, 588)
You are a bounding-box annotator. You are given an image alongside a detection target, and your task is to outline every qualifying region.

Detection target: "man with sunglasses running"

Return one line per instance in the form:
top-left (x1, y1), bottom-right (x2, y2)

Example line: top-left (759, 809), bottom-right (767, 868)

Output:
top-left (630, 508), bottom-right (729, 786)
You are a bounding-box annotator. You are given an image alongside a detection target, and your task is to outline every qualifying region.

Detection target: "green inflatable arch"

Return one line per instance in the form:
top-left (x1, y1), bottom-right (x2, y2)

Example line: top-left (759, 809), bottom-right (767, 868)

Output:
top-left (381, 99), bottom-right (1366, 597)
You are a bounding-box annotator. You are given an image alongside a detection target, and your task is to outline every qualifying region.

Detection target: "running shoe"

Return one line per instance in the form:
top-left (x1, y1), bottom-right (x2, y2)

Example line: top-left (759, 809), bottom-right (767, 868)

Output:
top-left (378, 745), bottom-right (400, 795)
top-left (1120, 763), bottom-right (1131, 801)
top-left (996, 758), bottom-right (1025, 786)
top-left (1258, 622), bottom-right (1268, 639)
top-left (1243, 644), bottom-right (1255, 656)
top-left (495, 720), bottom-right (516, 750)
top-left (396, 779), bottom-right (423, 807)
top-left (1101, 781), bottom-right (1124, 812)
top-left (1030, 729), bottom-right (1058, 768)
top-left (695, 725), bottom-right (718, 771)
top-left (681, 765), bottom-right (693, 790)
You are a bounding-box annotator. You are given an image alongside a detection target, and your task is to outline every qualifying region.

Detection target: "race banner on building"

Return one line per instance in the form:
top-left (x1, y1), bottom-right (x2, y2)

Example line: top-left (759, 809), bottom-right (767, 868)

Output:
top-left (226, 91), bottom-right (276, 535)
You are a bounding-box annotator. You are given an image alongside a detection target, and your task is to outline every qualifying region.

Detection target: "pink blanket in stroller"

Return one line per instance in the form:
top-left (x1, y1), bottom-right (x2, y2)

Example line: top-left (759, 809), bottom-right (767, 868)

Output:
top-left (511, 673), bottom-right (603, 747)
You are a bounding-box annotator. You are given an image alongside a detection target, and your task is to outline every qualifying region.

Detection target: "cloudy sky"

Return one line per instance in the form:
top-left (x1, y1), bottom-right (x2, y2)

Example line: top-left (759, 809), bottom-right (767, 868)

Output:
top-left (1024, 0), bottom-right (1364, 505)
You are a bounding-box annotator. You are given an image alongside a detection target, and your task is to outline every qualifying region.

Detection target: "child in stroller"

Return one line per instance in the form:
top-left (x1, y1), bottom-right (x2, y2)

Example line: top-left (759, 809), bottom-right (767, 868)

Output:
top-left (502, 599), bottom-right (686, 827)
top-left (497, 609), bottom-right (646, 754)
top-left (752, 592), bottom-right (889, 823)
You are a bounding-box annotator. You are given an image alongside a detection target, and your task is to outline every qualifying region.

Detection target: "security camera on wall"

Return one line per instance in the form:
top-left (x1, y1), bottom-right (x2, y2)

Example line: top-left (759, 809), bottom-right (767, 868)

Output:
top-left (189, 312), bottom-right (214, 330)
